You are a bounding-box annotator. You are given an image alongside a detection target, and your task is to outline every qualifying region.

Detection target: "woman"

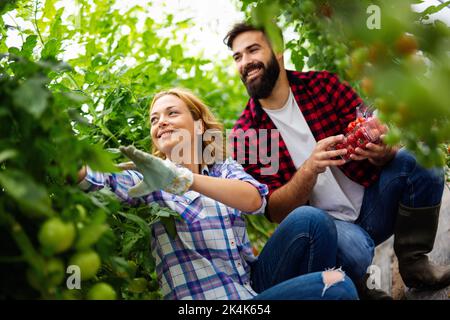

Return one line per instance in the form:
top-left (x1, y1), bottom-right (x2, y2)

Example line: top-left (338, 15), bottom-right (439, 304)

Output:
top-left (78, 88), bottom-right (357, 300)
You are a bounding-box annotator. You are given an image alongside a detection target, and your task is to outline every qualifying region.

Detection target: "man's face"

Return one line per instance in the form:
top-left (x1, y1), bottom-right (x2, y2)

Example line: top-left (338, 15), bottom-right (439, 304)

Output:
top-left (231, 31), bottom-right (281, 99)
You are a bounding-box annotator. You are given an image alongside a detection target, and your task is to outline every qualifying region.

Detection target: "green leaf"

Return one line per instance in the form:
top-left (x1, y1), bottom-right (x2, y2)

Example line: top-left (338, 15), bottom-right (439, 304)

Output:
top-left (307, 53), bottom-right (319, 68)
top-left (251, 2), bottom-right (283, 53)
top-left (291, 49), bottom-right (304, 71)
top-left (170, 44), bottom-right (183, 62)
top-left (41, 38), bottom-right (60, 60)
top-left (265, 22), bottom-right (284, 54)
top-left (118, 211), bottom-right (150, 236)
top-left (420, 1), bottom-right (450, 17)
top-left (8, 47), bottom-right (20, 55)
top-left (43, 0), bottom-right (56, 21)
top-left (49, 8), bottom-right (64, 41)
top-left (0, 0), bottom-right (18, 15)
top-left (83, 144), bottom-right (120, 172)
top-left (160, 216), bottom-right (177, 239)
top-left (85, 72), bottom-right (98, 84)
top-left (0, 149), bottom-right (17, 163)
top-left (12, 76), bottom-right (50, 119)
top-left (0, 170), bottom-right (53, 217)
top-left (21, 35), bottom-right (38, 58)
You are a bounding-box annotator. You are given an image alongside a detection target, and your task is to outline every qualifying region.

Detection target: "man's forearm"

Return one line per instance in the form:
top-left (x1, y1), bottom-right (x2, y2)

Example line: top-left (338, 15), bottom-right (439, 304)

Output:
top-left (266, 165), bottom-right (318, 223)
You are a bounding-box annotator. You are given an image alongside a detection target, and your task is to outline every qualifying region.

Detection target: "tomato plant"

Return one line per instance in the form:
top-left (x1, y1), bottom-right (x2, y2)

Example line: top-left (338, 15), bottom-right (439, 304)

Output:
top-left (38, 218), bottom-right (76, 254)
top-left (243, 0), bottom-right (450, 170)
top-left (1, 0), bottom-right (448, 300)
top-left (86, 282), bottom-right (117, 300)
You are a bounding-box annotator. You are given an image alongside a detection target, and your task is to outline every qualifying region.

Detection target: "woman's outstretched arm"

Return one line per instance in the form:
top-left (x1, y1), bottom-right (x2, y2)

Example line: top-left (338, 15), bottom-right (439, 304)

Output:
top-left (190, 174), bottom-right (263, 213)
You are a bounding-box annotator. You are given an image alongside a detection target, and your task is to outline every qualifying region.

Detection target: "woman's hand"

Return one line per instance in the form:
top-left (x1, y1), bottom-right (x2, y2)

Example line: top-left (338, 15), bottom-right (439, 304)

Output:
top-left (119, 145), bottom-right (193, 197)
top-left (76, 166), bottom-right (87, 184)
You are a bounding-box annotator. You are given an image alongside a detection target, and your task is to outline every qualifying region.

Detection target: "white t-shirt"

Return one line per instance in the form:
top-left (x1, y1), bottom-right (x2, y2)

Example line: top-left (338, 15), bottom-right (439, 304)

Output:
top-left (262, 90), bottom-right (365, 222)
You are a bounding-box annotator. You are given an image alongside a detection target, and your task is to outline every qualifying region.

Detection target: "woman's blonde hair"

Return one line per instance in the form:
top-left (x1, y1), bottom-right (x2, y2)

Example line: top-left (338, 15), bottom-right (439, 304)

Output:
top-left (149, 88), bottom-right (226, 164)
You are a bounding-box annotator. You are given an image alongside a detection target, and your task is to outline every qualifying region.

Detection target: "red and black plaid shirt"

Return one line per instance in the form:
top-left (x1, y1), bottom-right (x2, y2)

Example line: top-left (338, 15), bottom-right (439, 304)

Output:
top-left (231, 70), bottom-right (381, 199)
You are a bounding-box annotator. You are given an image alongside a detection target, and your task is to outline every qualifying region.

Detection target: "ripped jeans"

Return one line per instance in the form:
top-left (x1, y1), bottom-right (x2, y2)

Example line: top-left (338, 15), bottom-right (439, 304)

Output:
top-left (249, 207), bottom-right (358, 300)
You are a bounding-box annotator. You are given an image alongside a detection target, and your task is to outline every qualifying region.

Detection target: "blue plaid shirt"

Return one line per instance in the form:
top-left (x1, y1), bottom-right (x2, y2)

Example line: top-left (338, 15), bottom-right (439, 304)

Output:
top-left (80, 158), bottom-right (269, 300)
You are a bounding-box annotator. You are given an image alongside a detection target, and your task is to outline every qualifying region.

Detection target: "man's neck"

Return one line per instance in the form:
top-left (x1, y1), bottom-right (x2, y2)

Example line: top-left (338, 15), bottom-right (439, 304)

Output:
top-left (259, 69), bottom-right (290, 110)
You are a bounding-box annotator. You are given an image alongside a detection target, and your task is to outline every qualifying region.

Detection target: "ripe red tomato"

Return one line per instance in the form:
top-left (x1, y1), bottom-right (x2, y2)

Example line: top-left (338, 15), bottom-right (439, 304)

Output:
top-left (355, 128), bottom-right (365, 140)
top-left (347, 122), bottom-right (356, 130)
top-left (347, 145), bottom-right (355, 155)
top-left (395, 33), bottom-right (418, 56)
top-left (357, 139), bottom-right (367, 149)
top-left (347, 134), bottom-right (356, 147)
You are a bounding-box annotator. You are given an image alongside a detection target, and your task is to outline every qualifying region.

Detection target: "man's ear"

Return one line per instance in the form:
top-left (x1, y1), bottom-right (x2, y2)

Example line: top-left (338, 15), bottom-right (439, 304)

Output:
top-left (276, 51), bottom-right (284, 63)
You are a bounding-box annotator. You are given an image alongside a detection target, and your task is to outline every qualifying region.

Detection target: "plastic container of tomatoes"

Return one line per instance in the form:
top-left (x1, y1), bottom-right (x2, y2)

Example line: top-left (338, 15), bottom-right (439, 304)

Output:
top-left (334, 104), bottom-right (382, 162)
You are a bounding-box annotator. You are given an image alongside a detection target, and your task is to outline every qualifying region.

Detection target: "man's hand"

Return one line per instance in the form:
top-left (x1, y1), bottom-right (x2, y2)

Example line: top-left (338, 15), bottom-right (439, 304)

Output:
top-left (350, 135), bottom-right (397, 166)
top-left (119, 146), bottom-right (193, 197)
top-left (303, 135), bottom-right (348, 175)
top-left (349, 119), bottom-right (397, 166)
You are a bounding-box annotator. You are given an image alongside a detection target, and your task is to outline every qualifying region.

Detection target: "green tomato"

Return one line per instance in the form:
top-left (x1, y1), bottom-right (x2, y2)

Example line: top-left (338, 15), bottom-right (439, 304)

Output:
top-left (142, 291), bottom-right (161, 300)
top-left (46, 258), bottom-right (65, 286)
top-left (61, 289), bottom-right (82, 300)
top-left (87, 283), bottom-right (117, 300)
top-left (300, 0), bottom-right (315, 15)
top-left (38, 218), bottom-right (76, 254)
top-left (69, 250), bottom-right (101, 281)
top-left (75, 224), bottom-right (108, 250)
top-left (127, 277), bottom-right (148, 293)
top-left (351, 47), bottom-right (369, 67)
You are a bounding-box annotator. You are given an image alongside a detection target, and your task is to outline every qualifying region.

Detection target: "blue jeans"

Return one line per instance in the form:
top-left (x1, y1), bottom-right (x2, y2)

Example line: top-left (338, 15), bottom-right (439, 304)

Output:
top-left (335, 148), bottom-right (445, 282)
top-left (250, 207), bottom-right (358, 300)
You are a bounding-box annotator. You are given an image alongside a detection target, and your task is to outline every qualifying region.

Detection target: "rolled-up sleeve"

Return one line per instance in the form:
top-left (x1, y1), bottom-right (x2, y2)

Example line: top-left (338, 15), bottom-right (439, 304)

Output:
top-left (215, 158), bottom-right (269, 215)
top-left (78, 166), bottom-right (145, 205)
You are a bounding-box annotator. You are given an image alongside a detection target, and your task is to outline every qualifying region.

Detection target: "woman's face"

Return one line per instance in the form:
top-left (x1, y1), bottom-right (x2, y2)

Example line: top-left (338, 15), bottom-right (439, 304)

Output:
top-left (150, 94), bottom-right (198, 160)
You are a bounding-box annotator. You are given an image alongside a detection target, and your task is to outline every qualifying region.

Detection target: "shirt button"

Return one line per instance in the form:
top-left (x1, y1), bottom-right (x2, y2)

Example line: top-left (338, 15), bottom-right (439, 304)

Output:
top-left (230, 241), bottom-right (235, 246)
top-left (237, 262), bottom-right (242, 267)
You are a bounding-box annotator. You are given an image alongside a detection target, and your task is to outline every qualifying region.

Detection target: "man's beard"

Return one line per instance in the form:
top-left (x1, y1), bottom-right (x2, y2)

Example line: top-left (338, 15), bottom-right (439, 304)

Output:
top-left (241, 54), bottom-right (280, 100)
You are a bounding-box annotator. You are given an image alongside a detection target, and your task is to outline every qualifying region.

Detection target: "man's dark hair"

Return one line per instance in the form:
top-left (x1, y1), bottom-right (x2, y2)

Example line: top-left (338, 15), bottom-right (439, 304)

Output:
top-left (224, 22), bottom-right (284, 51)
top-left (224, 22), bottom-right (266, 49)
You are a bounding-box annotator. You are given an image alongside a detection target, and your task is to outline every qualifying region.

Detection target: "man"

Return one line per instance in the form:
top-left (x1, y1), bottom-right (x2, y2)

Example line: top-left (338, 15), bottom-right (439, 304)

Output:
top-left (225, 22), bottom-right (449, 299)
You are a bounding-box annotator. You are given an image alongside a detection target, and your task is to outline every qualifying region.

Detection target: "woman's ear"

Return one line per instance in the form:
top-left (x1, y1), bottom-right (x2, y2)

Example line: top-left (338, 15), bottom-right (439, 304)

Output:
top-left (194, 120), bottom-right (204, 135)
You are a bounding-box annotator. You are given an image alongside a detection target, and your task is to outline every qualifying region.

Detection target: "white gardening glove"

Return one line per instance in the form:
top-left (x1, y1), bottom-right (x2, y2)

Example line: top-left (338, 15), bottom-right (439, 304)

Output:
top-left (119, 145), bottom-right (194, 197)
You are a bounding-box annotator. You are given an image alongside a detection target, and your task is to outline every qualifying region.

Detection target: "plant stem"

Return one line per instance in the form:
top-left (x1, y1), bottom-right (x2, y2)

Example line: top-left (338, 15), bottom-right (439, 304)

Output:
top-left (33, 0), bottom-right (45, 46)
